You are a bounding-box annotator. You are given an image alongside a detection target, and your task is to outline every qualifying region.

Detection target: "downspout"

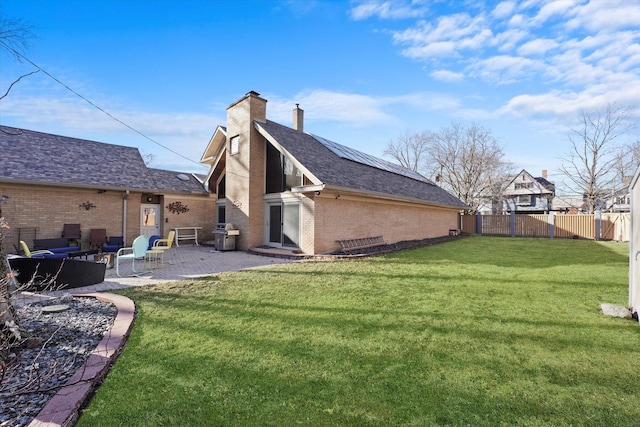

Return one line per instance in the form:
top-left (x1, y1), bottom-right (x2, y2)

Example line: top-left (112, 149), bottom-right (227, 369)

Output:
top-left (123, 190), bottom-right (129, 245)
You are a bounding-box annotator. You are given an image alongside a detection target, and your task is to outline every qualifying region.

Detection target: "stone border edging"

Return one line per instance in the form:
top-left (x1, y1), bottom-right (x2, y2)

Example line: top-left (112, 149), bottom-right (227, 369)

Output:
top-left (28, 292), bottom-right (136, 427)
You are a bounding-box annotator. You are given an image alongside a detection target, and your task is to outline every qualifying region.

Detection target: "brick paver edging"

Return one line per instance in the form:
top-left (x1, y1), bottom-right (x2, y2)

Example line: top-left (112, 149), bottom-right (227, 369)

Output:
top-left (29, 293), bottom-right (136, 427)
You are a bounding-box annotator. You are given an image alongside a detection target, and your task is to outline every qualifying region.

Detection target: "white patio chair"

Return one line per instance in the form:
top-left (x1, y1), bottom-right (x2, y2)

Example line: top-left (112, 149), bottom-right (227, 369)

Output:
top-left (115, 235), bottom-right (149, 277)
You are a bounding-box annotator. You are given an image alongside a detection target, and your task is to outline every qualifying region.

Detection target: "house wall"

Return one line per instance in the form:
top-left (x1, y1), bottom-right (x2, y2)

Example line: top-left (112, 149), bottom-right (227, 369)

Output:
top-left (0, 183), bottom-right (127, 252)
top-left (0, 182), bottom-right (215, 253)
top-left (163, 194), bottom-right (217, 243)
top-left (312, 192), bottom-right (459, 253)
top-left (225, 91), bottom-right (267, 250)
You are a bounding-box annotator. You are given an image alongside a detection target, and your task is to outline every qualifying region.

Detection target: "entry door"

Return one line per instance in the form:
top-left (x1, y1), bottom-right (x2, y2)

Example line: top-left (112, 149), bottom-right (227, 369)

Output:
top-left (141, 204), bottom-right (161, 238)
top-left (267, 202), bottom-right (299, 248)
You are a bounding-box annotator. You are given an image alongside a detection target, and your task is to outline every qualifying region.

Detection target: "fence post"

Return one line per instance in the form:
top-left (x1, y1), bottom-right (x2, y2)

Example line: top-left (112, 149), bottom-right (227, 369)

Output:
top-left (595, 210), bottom-right (601, 240)
top-left (510, 211), bottom-right (515, 237)
top-left (476, 212), bottom-right (482, 235)
top-left (548, 212), bottom-right (555, 239)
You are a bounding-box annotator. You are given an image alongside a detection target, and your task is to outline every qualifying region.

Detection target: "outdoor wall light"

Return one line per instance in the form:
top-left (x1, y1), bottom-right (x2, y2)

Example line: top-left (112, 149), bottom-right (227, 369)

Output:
top-left (0, 195), bottom-right (9, 203)
top-left (315, 191), bottom-right (321, 196)
top-left (335, 194), bottom-right (340, 199)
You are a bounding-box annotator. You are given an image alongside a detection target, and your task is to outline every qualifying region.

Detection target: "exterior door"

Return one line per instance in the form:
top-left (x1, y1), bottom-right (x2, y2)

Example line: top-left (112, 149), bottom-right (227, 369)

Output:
top-left (267, 201), bottom-right (299, 248)
top-left (141, 204), bottom-right (161, 239)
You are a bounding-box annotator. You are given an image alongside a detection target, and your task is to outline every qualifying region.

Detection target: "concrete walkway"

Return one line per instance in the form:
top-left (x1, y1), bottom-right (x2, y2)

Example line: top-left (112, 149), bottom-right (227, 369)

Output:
top-left (14, 246), bottom-right (293, 304)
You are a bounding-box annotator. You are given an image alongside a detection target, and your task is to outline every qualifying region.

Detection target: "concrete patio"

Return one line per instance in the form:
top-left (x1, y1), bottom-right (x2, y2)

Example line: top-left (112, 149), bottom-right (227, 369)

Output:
top-left (13, 246), bottom-right (293, 304)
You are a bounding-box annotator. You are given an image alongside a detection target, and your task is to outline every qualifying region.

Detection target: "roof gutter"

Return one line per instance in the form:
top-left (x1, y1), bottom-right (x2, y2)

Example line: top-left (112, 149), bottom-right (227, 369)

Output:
top-left (321, 184), bottom-right (469, 211)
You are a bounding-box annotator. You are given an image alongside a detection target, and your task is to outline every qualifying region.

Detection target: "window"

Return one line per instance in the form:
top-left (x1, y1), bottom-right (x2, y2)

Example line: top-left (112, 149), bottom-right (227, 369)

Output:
top-left (266, 143), bottom-right (302, 193)
top-left (230, 135), bottom-right (239, 155)
top-left (217, 204), bottom-right (226, 224)
top-left (217, 175), bottom-right (226, 199)
top-left (517, 195), bottom-right (532, 205)
top-left (514, 182), bottom-right (534, 190)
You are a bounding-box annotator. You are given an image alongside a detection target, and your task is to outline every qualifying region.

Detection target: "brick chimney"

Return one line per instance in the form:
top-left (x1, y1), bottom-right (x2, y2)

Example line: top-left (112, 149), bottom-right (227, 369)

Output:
top-left (542, 169), bottom-right (548, 179)
top-left (293, 104), bottom-right (304, 132)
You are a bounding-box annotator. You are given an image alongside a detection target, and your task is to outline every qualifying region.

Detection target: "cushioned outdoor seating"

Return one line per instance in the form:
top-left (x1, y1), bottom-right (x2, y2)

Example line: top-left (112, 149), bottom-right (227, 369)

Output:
top-left (32, 237), bottom-right (80, 254)
top-left (103, 236), bottom-right (124, 252)
top-left (148, 235), bottom-right (161, 249)
top-left (23, 240), bottom-right (69, 258)
top-left (116, 235), bottom-right (149, 277)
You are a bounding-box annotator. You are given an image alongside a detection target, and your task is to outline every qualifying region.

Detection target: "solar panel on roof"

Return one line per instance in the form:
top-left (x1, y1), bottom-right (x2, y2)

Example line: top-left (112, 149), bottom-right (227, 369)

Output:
top-left (310, 134), bottom-right (433, 184)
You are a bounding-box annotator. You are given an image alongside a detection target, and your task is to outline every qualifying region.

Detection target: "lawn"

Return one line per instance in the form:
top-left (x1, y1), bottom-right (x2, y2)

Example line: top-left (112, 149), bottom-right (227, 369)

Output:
top-left (77, 237), bottom-right (639, 426)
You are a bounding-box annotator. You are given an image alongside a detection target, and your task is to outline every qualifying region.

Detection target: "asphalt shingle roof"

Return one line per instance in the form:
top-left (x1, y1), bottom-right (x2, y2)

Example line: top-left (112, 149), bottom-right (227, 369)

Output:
top-left (256, 120), bottom-right (468, 209)
top-left (0, 126), bottom-right (206, 194)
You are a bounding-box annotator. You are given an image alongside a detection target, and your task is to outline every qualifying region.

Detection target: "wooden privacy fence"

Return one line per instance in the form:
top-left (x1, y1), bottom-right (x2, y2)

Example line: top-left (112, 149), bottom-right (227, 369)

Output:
top-left (460, 213), bottom-right (630, 241)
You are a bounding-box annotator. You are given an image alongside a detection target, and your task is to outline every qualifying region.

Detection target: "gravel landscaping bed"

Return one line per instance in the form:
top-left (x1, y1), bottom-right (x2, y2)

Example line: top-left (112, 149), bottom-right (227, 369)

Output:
top-left (1, 295), bottom-right (117, 427)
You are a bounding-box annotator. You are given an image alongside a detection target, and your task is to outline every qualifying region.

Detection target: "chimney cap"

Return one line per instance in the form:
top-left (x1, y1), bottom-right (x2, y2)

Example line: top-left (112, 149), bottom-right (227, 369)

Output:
top-left (246, 90), bottom-right (261, 97)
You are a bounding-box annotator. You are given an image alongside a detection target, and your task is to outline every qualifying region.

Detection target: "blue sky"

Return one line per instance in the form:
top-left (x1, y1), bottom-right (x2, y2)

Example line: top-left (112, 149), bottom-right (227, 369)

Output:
top-left (1, 0), bottom-right (639, 191)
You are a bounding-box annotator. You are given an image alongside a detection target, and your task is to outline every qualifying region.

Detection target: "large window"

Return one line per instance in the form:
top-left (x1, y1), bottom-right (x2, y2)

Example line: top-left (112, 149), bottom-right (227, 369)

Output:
top-left (217, 175), bottom-right (226, 199)
top-left (266, 143), bottom-right (302, 193)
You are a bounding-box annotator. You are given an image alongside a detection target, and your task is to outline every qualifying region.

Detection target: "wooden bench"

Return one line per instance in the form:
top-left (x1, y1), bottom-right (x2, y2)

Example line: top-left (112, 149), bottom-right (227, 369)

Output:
top-left (336, 236), bottom-right (385, 252)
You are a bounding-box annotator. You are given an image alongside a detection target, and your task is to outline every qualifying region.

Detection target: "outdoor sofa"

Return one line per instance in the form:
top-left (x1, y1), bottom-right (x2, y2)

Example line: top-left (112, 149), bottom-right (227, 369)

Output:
top-left (32, 237), bottom-right (80, 254)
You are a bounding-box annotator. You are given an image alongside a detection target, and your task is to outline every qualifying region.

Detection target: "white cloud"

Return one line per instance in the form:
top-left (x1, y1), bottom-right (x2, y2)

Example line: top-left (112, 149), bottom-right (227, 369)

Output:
top-left (266, 90), bottom-right (394, 125)
top-left (349, 0), bottom-right (428, 20)
top-left (469, 55), bottom-right (543, 84)
top-left (517, 38), bottom-right (557, 56)
top-left (393, 13), bottom-right (494, 59)
top-left (358, 0), bottom-right (640, 123)
top-left (567, 0), bottom-right (640, 31)
top-left (430, 69), bottom-right (465, 82)
top-left (265, 89), bottom-right (462, 125)
top-left (492, 1), bottom-right (516, 19)
top-left (531, 0), bottom-right (578, 26)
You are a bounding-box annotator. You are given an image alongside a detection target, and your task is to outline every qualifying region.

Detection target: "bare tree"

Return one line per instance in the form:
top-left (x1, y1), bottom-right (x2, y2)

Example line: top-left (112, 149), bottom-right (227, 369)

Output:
top-left (430, 122), bottom-right (512, 213)
top-left (384, 130), bottom-right (435, 172)
top-left (559, 104), bottom-right (634, 213)
top-left (0, 13), bottom-right (37, 366)
top-left (0, 14), bottom-right (38, 100)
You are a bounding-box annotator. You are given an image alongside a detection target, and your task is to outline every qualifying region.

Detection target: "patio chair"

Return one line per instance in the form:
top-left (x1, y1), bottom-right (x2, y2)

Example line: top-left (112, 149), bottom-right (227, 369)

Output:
top-left (152, 230), bottom-right (175, 252)
top-left (103, 236), bottom-right (124, 252)
top-left (147, 231), bottom-right (175, 267)
top-left (62, 223), bottom-right (81, 243)
top-left (148, 235), bottom-right (161, 249)
top-left (19, 241), bottom-right (65, 259)
top-left (90, 228), bottom-right (107, 249)
top-left (115, 235), bottom-right (149, 277)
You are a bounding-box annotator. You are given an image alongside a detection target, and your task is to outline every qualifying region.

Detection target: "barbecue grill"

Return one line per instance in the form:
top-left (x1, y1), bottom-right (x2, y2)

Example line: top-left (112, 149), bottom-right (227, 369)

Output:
top-left (214, 223), bottom-right (239, 251)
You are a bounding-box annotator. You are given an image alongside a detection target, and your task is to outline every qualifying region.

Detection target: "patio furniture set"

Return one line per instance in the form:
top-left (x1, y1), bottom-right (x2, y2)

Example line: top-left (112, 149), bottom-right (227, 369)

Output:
top-left (7, 224), bottom-right (175, 290)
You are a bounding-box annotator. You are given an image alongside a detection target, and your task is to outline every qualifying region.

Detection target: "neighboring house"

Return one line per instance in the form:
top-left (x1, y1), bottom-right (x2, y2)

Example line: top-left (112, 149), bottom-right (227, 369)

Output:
top-left (552, 194), bottom-right (586, 214)
top-left (199, 91), bottom-right (468, 254)
top-left (601, 186), bottom-right (631, 213)
top-left (502, 169), bottom-right (555, 214)
top-left (0, 125), bottom-right (216, 252)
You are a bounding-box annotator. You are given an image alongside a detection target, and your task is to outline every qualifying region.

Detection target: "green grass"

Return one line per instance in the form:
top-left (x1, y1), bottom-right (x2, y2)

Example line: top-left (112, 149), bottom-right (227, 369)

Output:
top-left (77, 237), bottom-right (639, 426)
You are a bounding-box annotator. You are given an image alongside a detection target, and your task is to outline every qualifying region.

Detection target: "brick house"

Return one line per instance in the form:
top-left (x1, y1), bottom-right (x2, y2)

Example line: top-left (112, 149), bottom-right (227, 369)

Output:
top-left (0, 125), bottom-right (216, 253)
top-left (200, 91), bottom-right (468, 254)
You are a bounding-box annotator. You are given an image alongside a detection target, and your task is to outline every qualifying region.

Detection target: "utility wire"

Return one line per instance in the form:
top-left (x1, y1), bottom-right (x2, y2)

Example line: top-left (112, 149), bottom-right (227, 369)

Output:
top-left (0, 40), bottom-right (207, 170)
